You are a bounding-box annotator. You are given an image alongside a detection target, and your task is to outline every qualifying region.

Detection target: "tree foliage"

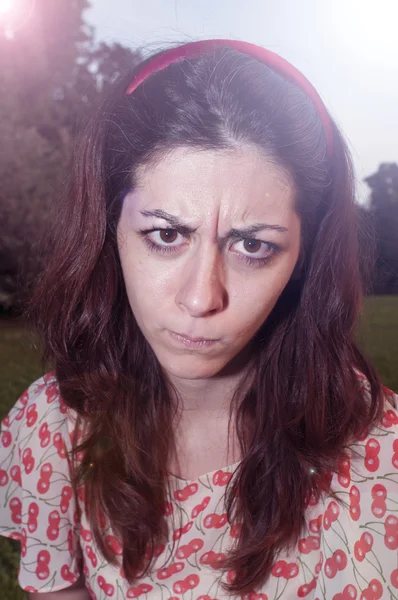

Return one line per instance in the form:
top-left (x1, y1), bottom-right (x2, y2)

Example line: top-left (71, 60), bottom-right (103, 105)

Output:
top-left (364, 163), bottom-right (398, 295)
top-left (0, 2), bottom-right (397, 309)
top-left (0, 0), bottom-right (141, 312)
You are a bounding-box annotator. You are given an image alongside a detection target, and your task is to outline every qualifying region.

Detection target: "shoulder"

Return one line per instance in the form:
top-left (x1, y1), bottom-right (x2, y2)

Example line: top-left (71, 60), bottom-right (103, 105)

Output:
top-left (330, 376), bottom-right (398, 513)
top-left (0, 372), bottom-right (83, 592)
top-left (345, 376), bottom-right (398, 488)
top-left (2, 371), bottom-right (76, 449)
top-left (315, 381), bottom-right (398, 596)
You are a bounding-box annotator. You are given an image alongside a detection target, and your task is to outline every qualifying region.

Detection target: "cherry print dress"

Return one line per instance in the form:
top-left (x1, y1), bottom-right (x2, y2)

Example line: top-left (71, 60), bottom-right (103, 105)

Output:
top-left (0, 372), bottom-right (397, 599)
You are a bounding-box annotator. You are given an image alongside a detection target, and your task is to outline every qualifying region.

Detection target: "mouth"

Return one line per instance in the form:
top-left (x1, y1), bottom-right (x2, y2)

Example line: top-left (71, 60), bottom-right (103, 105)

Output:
top-left (168, 330), bottom-right (220, 348)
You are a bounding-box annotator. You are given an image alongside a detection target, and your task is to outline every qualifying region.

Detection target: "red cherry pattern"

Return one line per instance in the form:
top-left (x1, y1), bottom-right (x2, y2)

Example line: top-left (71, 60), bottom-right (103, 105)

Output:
top-left (10, 464), bottom-right (22, 485)
top-left (9, 496), bottom-right (22, 524)
top-left (393, 438), bottom-right (398, 470)
top-left (61, 564), bottom-right (77, 584)
top-left (364, 438), bottom-right (380, 472)
top-left (354, 532), bottom-right (374, 561)
top-left (22, 447), bottom-right (35, 474)
top-left (0, 467), bottom-right (8, 486)
top-left (271, 560), bottom-right (299, 579)
top-left (27, 501), bottom-right (39, 533)
top-left (46, 509), bottom-right (60, 541)
top-left (20, 527), bottom-right (27, 557)
top-left (126, 583), bottom-right (153, 598)
top-left (314, 552), bottom-right (324, 575)
top-left (36, 549), bottom-right (51, 580)
top-left (81, 523), bottom-right (92, 542)
top-left (97, 575), bottom-right (115, 597)
top-left (45, 383), bottom-right (59, 404)
top-left (203, 512), bottom-right (228, 529)
top-left (105, 534), bottom-right (122, 556)
top-left (298, 535), bottom-right (320, 554)
top-left (309, 514), bottom-right (323, 533)
top-left (212, 469), bottom-right (233, 486)
top-left (381, 408), bottom-right (398, 428)
top-left (332, 584), bottom-right (358, 599)
top-left (191, 495), bottom-right (211, 518)
top-left (371, 483), bottom-right (387, 518)
top-left (164, 501), bottom-right (174, 516)
top-left (53, 432), bottom-right (66, 459)
top-left (157, 561), bottom-right (185, 580)
top-left (1, 429), bottom-right (12, 447)
top-left (298, 577), bottom-right (317, 597)
top-left (349, 485), bottom-right (361, 521)
top-left (26, 404), bottom-right (38, 427)
top-left (230, 522), bottom-right (242, 538)
top-left (176, 538), bottom-right (204, 559)
top-left (173, 573), bottom-right (200, 595)
top-left (37, 462), bottom-right (53, 494)
top-left (323, 500), bottom-right (340, 530)
top-left (0, 373), bottom-right (397, 598)
top-left (359, 578), bottom-right (383, 600)
top-left (86, 545), bottom-right (98, 568)
top-left (172, 520), bottom-right (193, 541)
top-left (38, 422), bottom-right (51, 448)
top-left (199, 550), bottom-right (226, 568)
top-left (324, 549), bottom-right (347, 579)
top-left (384, 514), bottom-right (398, 550)
top-left (391, 569), bottom-right (398, 589)
top-left (173, 482), bottom-right (199, 502)
top-left (60, 485), bottom-right (73, 514)
top-left (337, 454), bottom-right (351, 488)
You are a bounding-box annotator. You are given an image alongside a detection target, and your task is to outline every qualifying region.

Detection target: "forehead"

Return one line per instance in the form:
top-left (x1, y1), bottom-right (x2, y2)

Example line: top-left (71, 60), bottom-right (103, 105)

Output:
top-left (132, 145), bottom-right (296, 222)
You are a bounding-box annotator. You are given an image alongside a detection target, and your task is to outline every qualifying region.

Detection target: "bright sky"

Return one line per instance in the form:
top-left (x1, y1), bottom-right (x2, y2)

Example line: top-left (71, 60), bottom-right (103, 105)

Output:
top-left (87, 0), bottom-right (398, 204)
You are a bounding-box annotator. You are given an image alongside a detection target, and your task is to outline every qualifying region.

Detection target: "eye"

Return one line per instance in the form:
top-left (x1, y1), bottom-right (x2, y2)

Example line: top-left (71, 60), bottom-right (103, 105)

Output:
top-left (138, 228), bottom-right (188, 254)
top-left (146, 228), bottom-right (185, 247)
top-left (231, 238), bottom-right (276, 259)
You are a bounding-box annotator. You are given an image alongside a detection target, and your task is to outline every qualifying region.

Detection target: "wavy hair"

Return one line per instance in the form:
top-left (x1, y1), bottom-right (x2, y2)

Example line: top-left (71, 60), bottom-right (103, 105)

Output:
top-left (27, 44), bottom-right (385, 595)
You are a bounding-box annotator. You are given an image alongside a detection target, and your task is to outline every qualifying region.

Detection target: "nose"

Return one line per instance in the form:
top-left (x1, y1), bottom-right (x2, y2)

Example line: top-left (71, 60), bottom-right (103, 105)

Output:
top-left (175, 245), bottom-right (227, 318)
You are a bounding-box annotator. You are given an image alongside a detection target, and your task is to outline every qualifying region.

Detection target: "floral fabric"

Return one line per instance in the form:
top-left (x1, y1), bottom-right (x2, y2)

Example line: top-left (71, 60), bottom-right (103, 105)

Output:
top-left (0, 373), bottom-right (397, 599)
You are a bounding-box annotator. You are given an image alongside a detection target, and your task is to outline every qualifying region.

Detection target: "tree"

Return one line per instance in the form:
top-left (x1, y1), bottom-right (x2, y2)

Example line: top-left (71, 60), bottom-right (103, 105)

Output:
top-left (364, 163), bottom-right (398, 294)
top-left (0, 0), bottom-right (142, 312)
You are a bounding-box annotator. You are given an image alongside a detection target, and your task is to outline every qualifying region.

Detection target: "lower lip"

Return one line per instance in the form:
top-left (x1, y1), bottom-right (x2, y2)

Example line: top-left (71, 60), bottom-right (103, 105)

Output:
top-left (168, 330), bottom-right (219, 348)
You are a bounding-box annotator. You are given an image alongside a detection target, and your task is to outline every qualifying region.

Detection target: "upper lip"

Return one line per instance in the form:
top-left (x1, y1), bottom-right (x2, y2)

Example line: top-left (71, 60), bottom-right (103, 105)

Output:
top-left (171, 331), bottom-right (218, 342)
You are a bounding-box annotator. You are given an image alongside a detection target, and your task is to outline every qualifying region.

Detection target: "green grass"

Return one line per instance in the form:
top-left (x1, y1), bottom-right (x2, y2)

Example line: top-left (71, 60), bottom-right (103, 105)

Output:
top-left (0, 321), bottom-right (41, 600)
top-left (357, 296), bottom-right (398, 392)
top-left (0, 296), bottom-right (397, 598)
top-left (0, 321), bottom-right (42, 417)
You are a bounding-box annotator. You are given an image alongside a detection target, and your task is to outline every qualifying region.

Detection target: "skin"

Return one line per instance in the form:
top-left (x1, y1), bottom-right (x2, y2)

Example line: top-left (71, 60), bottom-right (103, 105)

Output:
top-left (117, 145), bottom-right (301, 415)
top-left (28, 146), bottom-right (301, 597)
top-left (28, 573), bottom-right (90, 599)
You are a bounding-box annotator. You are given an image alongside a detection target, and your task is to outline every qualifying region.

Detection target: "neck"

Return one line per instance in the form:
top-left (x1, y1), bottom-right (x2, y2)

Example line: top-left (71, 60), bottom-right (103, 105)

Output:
top-left (166, 349), bottom-right (252, 415)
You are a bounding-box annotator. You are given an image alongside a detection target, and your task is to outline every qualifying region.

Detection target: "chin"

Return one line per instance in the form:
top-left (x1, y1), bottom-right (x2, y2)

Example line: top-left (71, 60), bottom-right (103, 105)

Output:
top-left (160, 353), bottom-right (229, 381)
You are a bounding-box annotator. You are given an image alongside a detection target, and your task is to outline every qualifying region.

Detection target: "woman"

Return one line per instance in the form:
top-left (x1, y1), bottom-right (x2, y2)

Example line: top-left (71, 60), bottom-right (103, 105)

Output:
top-left (0, 39), bottom-right (397, 600)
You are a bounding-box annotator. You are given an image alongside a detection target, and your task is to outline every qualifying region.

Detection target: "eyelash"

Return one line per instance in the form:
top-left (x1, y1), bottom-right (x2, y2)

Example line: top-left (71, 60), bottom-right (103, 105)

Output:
top-left (138, 227), bottom-right (281, 267)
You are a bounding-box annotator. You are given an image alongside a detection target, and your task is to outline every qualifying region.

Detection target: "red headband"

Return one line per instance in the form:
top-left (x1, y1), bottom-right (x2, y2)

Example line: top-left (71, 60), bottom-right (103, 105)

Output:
top-left (126, 39), bottom-right (333, 156)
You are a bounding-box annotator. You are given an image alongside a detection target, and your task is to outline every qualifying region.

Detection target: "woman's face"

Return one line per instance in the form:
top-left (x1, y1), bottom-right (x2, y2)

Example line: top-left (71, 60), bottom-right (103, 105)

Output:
top-left (117, 145), bottom-right (301, 380)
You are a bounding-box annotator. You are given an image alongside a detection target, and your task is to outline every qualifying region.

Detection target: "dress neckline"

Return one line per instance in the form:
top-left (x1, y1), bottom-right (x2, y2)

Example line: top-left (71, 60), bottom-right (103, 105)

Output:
top-left (167, 459), bottom-right (241, 485)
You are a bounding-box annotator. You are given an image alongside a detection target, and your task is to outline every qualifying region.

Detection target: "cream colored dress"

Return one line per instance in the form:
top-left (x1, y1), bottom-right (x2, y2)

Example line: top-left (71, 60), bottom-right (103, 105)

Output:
top-left (0, 373), bottom-right (397, 599)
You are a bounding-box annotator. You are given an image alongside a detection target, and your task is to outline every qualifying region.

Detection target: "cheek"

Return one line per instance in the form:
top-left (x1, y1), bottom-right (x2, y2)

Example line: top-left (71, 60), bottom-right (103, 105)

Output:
top-left (228, 270), bottom-right (292, 337)
top-left (118, 241), bottom-right (169, 304)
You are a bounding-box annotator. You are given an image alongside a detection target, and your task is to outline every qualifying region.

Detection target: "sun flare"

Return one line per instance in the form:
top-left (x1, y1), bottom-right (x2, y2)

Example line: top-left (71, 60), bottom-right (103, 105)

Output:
top-left (0, 0), bottom-right (12, 17)
top-left (331, 0), bottom-right (398, 59)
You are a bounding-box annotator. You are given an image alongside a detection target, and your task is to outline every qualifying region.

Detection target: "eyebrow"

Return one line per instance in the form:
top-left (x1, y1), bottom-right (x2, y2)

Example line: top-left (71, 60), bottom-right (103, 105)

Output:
top-left (139, 209), bottom-right (289, 237)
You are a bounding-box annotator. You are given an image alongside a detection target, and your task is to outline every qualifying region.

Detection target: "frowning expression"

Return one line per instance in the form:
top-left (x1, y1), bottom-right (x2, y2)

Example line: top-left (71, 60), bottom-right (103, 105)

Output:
top-left (117, 145), bottom-right (301, 380)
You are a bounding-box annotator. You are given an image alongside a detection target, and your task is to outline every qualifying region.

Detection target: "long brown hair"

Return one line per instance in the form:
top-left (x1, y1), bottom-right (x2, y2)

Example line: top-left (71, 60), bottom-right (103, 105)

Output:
top-left (27, 44), bottom-right (385, 595)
